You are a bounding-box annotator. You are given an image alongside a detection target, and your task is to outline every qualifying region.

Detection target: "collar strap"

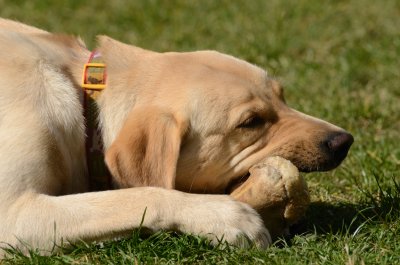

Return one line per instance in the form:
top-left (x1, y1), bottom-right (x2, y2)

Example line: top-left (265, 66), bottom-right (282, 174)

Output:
top-left (82, 51), bottom-right (106, 93)
top-left (82, 50), bottom-right (111, 191)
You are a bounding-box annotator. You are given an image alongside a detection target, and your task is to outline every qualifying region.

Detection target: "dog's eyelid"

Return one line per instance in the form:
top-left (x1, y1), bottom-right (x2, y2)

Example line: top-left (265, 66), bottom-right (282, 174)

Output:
top-left (237, 113), bottom-right (265, 129)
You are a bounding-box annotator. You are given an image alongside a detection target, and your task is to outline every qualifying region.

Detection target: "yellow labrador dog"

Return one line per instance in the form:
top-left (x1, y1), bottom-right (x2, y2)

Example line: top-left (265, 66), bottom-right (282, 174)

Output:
top-left (0, 18), bottom-right (353, 256)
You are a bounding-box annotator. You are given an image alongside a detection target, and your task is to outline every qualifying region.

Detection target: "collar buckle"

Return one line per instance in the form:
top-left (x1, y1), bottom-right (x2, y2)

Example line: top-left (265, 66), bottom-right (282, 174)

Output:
top-left (82, 62), bottom-right (106, 90)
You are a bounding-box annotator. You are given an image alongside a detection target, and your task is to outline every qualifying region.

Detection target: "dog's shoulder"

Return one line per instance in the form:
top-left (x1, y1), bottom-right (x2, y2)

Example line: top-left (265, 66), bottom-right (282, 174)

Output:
top-left (0, 19), bottom-right (87, 95)
top-left (0, 18), bottom-right (85, 65)
top-left (0, 18), bottom-right (87, 130)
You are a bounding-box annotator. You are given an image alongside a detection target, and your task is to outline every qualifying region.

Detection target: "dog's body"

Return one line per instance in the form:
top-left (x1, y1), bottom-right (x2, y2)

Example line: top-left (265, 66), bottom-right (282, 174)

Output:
top-left (0, 18), bottom-right (353, 256)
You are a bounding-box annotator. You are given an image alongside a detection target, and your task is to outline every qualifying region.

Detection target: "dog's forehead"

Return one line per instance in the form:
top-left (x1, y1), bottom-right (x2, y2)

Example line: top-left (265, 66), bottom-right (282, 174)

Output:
top-left (174, 50), bottom-right (273, 100)
top-left (187, 51), bottom-right (273, 104)
top-left (173, 51), bottom-right (275, 131)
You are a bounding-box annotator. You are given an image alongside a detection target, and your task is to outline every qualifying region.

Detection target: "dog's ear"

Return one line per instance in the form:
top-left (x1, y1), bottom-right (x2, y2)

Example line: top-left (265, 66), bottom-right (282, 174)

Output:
top-left (105, 106), bottom-right (188, 189)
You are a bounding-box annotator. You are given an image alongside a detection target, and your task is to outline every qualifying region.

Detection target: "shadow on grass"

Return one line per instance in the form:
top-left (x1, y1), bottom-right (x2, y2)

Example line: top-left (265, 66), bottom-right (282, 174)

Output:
top-left (290, 201), bottom-right (362, 236)
top-left (289, 176), bottom-right (400, 238)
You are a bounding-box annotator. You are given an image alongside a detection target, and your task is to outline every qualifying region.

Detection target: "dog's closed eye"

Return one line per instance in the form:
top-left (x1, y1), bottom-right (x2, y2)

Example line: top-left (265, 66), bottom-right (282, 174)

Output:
top-left (237, 115), bottom-right (265, 129)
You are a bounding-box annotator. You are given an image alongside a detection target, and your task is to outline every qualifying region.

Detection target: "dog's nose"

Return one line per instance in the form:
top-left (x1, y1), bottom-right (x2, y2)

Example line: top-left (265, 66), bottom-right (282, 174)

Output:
top-left (326, 131), bottom-right (354, 156)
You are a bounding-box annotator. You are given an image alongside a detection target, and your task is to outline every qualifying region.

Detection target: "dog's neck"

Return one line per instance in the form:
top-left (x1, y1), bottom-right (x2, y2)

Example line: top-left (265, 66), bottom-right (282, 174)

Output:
top-left (81, 51), bottom-right (111, 191)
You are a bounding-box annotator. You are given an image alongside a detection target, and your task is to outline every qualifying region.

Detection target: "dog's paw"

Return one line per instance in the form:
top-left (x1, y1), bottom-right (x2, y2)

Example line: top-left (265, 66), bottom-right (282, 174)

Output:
top-left (173, 194), bottom-right (271, 248)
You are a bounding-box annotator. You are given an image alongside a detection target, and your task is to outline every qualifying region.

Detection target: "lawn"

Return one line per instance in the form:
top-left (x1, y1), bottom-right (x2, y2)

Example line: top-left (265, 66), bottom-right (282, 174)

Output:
top-left (1, 0), bottom-right (399, 264)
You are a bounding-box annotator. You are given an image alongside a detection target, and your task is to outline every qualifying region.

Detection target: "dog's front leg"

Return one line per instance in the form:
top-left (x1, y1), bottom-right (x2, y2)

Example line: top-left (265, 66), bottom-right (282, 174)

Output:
top-left (1, 187), bottom-right (270, 256)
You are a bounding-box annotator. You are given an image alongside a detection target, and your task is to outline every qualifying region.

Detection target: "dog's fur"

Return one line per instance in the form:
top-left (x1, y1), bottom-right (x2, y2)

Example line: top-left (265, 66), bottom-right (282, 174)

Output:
top-left (0, 18), bottom-right (353, 256)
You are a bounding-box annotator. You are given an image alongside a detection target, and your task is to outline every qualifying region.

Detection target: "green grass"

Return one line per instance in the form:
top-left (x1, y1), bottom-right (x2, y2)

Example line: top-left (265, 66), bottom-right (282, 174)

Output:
top-left (1, 0), bottom-right (399, 264)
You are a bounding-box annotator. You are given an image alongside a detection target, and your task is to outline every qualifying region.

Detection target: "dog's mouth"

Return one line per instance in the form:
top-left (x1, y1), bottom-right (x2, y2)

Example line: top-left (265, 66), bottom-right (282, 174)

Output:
top-left (225, 172), bottom-right (251, 194)
top-left (225, 147), bottom-right (351, 194)
top-left (225, 156), bottom-right (338, 194)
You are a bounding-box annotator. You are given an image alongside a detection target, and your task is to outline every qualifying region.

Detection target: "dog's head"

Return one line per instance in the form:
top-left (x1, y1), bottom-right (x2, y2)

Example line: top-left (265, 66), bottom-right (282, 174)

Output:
top-left (98, 37), bottom-right (353, 193)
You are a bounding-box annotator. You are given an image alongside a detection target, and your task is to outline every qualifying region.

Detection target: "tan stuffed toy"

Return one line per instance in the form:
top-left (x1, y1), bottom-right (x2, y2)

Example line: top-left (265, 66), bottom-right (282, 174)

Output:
top-left (230, 156), bottom-right (310, 239)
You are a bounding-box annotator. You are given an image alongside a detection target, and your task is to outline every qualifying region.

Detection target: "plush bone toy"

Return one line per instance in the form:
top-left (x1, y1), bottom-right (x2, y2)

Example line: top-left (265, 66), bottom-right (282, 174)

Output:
top-left (230, 156), bottom-right (310, 239)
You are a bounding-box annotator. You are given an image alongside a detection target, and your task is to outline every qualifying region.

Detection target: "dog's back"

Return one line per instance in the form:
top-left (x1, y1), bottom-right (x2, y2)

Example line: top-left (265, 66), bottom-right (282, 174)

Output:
top-left (0, 18), bottom-right (48, 34)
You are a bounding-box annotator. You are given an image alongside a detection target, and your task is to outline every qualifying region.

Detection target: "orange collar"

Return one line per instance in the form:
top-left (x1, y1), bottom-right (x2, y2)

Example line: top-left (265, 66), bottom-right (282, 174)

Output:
top-left (81, 50), bottom-right (106, 100)
top-left (82, 51), bottom-right (111, 191)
